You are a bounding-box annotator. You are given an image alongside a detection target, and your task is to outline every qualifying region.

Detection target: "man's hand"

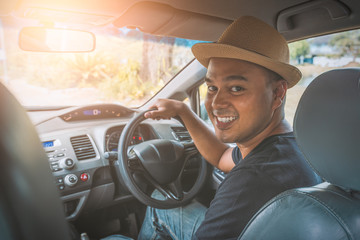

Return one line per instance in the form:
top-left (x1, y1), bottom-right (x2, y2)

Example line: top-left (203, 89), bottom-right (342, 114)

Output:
top-left (144, 99), bottom-right (187, 120)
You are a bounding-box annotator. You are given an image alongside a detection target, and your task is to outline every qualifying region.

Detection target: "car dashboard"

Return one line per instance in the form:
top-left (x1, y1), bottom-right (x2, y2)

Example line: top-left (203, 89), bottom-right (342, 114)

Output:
top-left (29, 103), bottom-right (218, 221)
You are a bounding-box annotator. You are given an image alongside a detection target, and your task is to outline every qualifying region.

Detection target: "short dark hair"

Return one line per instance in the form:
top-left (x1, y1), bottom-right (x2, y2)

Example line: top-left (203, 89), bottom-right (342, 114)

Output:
top-left (251, 61), bottom-right (283, 85)
top-left (267, 69), bottom-right (283, 84)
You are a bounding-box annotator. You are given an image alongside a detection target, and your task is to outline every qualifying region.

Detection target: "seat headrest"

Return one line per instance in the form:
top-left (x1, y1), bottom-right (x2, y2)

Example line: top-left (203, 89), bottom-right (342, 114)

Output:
top-left (294, 68), bottom-right (360, 192)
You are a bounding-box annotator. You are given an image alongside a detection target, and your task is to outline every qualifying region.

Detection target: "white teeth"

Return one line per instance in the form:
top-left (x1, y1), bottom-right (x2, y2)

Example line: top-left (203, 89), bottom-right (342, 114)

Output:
top-left (217, 116), bottom-right (237, 123)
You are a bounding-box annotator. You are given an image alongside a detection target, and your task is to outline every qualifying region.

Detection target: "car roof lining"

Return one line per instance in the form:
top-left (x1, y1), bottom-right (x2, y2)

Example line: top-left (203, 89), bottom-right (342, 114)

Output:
top-left (113, 0), bottom-right (360, 42)
top-left (14, 0), bottom-right (360, 42)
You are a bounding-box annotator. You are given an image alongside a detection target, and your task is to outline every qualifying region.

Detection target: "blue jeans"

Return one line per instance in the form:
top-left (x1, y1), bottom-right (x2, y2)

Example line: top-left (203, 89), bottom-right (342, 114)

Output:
top-left (102, 192), bottom-right (207, 240)
top-left (138, 200), bottom-right (206, 240)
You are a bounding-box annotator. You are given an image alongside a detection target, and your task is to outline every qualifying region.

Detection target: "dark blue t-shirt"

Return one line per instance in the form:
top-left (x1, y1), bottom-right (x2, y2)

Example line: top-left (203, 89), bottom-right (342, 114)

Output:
top-left (194, 132), bottom-right (322, 240)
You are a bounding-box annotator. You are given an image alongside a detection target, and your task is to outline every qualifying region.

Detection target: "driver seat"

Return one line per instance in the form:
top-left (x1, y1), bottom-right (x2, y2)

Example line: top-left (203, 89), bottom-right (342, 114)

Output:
top-left (238, 68), bottom-right (360, 239)
top-left (0, 83), bottom-right (72, 240)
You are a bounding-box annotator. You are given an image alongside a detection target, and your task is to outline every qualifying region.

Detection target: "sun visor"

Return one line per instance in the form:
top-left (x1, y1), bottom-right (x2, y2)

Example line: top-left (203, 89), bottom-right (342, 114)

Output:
top-left (113, 1), bottom-right (231, 41)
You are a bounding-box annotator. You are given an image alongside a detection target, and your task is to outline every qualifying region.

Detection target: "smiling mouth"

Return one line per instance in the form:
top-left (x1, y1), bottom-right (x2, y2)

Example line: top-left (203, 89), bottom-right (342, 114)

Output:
top-left (214, 116), bottom-right (238, 129)
top-left (217, 116), bottom-right (237, 123)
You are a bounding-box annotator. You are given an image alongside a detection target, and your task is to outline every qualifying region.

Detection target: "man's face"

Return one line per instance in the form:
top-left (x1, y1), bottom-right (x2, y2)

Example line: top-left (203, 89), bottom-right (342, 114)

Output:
top-left (205, 58), bottom-right (278, 143)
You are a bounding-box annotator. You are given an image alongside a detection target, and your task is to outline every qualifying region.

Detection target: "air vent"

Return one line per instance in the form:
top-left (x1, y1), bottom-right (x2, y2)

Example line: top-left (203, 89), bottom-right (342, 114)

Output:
top-left (70, 135), bottom-right (96, 161)
top-left (171, 127), bottom-right (192, 142)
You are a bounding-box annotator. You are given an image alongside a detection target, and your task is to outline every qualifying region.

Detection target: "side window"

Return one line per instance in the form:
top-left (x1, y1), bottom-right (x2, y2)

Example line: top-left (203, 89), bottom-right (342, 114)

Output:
top-left (199, 82), bottom-right (212, 125)
top-left (286, 29), bottom-right (360, 125)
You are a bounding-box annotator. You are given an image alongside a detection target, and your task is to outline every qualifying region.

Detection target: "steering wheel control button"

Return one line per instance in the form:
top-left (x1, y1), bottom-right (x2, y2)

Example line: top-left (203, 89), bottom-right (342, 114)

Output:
top-left (59, 158), bottom-right (75, 170)
top-left (64, 174), bottom-right (78, 187)
top-left (80, 173), bottom-right (89, 182)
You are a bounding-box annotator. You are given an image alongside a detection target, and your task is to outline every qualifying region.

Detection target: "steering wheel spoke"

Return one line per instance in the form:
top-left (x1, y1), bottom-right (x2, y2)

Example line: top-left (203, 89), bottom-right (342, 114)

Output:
top-left (149, 179), bottom-right (184, 201)
top-left (129, 162), bottom-right (184, 201)
top-left (167, 178), bottom-right (184, 200)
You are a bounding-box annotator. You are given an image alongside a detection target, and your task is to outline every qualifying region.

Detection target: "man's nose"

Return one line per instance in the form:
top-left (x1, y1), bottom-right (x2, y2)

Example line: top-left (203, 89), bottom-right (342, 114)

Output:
top-left (212, 89), bottom-right (229, 109)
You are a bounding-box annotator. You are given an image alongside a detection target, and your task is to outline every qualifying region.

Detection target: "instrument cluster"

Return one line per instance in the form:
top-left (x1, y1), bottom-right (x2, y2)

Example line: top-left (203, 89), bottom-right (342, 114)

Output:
top-left (105, 125), bottom-right (153, 152)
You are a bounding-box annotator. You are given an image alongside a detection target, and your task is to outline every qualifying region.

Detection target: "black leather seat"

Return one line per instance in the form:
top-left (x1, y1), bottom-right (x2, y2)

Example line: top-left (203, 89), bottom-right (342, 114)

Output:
top-left (238, 68), bottom-right (360, 240)
top-left (0, 83), bottom-right (72, 240)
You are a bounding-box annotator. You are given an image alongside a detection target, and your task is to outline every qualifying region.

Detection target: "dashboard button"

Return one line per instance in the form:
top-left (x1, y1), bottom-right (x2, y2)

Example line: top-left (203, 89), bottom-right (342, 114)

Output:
top-left (59, 158), bottom-right (75, 170)
top-left (64, 174), bottom-right (78, 187)
top-left (80, 173), bottom-right (89, 182)
top-left (50, 163), bottom-right (61, 172)
top-left (69, 176), bottom-right (76, 183)
top-left (58, 184), bottom-right (65, 190)
top-left (65, 159), bottom-right (73, 166)
top-left (56, 153), bottom-right (65, 157)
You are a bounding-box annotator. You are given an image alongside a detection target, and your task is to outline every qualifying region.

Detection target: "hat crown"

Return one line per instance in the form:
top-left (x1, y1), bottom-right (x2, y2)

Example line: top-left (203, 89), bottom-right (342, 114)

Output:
top-left (218, 16), bottom-right (289, 64)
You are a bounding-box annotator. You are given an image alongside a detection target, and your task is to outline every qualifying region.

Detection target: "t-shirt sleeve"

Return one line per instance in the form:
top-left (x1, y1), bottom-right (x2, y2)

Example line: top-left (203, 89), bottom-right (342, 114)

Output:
top-left (194, 168), bottom-right (286, 240)
top-left (232, 147), bottom-right (242, 165)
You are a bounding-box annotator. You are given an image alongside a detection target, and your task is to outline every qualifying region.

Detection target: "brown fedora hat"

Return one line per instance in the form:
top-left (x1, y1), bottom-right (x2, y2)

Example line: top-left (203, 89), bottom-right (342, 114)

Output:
top-left (192, 16), bottom-right (302, 88)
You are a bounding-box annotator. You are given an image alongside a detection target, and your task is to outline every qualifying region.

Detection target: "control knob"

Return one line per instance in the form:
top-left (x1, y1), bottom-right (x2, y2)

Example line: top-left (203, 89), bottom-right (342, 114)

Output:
top-left (59, 158), bottom-right (75, 170)
top-left (64, 174), bottom-right (78, 187)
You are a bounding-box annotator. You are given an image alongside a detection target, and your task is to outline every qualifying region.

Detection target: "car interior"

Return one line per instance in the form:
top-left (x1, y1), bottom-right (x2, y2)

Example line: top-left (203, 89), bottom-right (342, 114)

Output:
top-left (0, 0), bottom-right (359, 239)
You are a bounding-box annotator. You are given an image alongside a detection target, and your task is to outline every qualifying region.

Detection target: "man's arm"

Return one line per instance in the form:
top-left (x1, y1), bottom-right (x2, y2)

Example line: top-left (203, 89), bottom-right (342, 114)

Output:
top-left (144, 99), bottom-right (235, 173)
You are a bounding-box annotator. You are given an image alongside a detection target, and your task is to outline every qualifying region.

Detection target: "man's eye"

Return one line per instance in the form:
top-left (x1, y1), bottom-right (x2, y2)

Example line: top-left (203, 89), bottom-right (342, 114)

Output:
top-left (207, 86), bottom-right (217, 92)
top-left (230, 86), bottom-right (244, 92)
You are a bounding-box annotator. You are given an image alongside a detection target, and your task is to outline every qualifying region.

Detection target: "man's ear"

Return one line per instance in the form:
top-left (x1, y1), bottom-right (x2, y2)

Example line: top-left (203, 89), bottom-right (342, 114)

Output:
top-left (272, 79), bottom-right (287, 110)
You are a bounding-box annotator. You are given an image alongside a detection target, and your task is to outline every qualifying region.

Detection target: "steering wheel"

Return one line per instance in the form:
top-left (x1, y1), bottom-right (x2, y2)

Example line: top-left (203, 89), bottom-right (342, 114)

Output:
top-left (115, 110), bottom-right (208, 209)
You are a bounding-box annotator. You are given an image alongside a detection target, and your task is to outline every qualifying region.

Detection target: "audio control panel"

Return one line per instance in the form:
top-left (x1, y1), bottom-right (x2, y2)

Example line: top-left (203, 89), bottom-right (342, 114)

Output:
top-left (42, 138), bottom-right (79, 173)
top-left (46, 148), bottom-right (74, 172)
top-left (40, 135), bottom-right (100, 196)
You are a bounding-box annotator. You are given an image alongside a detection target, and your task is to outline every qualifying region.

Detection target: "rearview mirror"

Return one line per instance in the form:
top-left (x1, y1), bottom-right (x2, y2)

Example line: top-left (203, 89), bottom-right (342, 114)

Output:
top-left (19, 27), bottom-right (95, 52)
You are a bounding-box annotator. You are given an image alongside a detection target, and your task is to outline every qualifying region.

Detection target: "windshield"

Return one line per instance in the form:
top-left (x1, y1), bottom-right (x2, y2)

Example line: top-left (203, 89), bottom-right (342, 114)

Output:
top-left (0, 17), bottom-right (201, 108)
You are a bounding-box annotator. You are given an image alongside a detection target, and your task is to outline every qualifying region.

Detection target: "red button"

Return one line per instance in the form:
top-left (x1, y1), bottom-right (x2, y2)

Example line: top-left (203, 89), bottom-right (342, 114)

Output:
top-left (80, 173), bottom-right (89, 182)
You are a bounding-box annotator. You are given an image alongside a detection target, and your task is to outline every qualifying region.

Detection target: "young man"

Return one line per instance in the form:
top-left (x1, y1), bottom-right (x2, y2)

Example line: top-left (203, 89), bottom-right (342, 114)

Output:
top-left (138, 16), bottom-right (322, 239)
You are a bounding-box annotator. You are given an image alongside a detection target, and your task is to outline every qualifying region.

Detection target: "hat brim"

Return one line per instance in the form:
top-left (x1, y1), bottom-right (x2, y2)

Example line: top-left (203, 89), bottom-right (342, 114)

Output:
top-left (192, 42), bottom-right (302, 88)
